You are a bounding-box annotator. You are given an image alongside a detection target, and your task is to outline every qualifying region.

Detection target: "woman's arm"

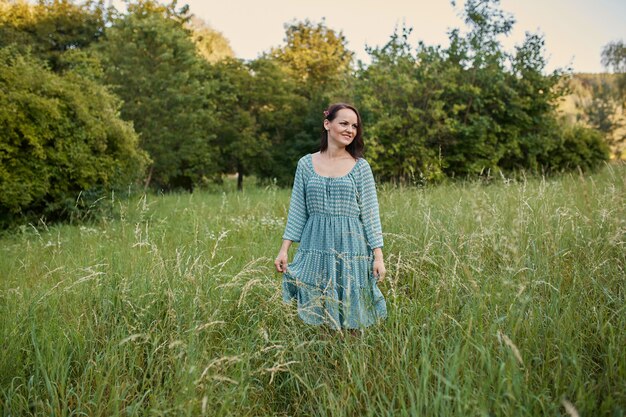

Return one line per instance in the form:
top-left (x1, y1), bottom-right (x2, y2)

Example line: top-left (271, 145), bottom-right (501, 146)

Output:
top-left (275, 239), bottom-right (292, 272)
top-left (358, 160), bottom-right (384, 250)
top-left (276, 158), bottom-right (308, 273)
top-left (359, 161), bottom-right (386, 281)
top-left (282, 158), bottom-right (308, 243)
top-left (373, 247), bottom-right (386, 281)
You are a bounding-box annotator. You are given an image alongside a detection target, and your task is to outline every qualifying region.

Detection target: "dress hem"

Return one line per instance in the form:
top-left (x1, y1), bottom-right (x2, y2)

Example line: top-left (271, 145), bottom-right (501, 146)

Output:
top-left (281, 296), bottom-right (387, 330)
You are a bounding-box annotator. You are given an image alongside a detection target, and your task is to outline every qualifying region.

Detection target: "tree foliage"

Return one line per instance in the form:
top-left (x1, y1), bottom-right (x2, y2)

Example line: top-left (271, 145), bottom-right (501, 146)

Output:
top-left (270, 19), bottom-right (354, 96)
top-left (355, 0), bottom-right (608, 182)
top-left (590, 40), bottom-right (626, 158)
top-left (0, 0), bottom-right (106, 71)
top-left (571, 40), bottom-right (626, 159)
top-left (187, 16), bottom-right (234, 63)
top-left (259, 19), bottom-right (356, 184)
top-left (246, 56), bottom-right (306, 184)
top-left (0, 46), bottom-right (147, 227)
top-left (0, 0), bottom-right (614, 228)
top-left (355, 28), bottom-right (445, 182)
top-left (95, 4), bottom-right (219, 190)
top-left (207, 59), bottom-right (268, 190)
top-left (601, 40), bottom-right (626, 102)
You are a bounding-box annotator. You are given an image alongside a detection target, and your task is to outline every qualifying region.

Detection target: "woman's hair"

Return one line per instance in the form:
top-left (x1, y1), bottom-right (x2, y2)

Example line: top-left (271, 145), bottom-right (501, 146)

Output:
top-left (320, 103), bottom-right (364, 159)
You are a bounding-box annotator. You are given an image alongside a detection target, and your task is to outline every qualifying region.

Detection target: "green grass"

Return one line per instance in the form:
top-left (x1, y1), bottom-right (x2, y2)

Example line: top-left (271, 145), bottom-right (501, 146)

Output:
top-left (1, 165), bottom-right (625, 416)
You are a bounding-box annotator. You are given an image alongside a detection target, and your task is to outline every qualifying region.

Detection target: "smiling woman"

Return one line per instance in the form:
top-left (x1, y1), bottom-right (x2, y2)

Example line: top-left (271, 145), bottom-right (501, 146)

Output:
top-left (274, 103), bottom-right (387, 331)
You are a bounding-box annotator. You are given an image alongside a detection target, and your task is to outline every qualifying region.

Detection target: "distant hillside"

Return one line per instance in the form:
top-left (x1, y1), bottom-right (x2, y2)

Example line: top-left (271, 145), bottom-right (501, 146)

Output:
top-left (558, 73), bottom-right (625, 159)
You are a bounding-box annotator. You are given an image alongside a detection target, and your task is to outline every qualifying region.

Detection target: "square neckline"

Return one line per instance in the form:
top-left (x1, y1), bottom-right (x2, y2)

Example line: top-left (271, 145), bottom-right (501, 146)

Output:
top-left (308, 153), bottom-right (361, 179)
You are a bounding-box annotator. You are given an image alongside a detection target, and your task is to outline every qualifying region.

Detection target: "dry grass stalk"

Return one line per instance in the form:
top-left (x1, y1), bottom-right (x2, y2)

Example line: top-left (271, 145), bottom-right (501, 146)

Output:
top-left (498, 330), bottom-right (524, 366)
top-left (562, 398), bottom-right (580, 417)
top-left (264, 361), bottom-right (299, 384)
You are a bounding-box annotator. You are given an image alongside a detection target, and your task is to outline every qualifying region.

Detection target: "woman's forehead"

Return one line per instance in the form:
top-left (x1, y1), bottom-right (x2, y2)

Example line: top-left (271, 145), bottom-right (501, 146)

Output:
top-left (335, 108), bottom-right (358, 121)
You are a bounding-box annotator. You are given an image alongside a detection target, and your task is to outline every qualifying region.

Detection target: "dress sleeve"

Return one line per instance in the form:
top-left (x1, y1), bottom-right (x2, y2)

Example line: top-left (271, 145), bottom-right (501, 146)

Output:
top-left (282, 158), bottom-right (308, 242)
top-left (358, 160), bottom-right (384, 249)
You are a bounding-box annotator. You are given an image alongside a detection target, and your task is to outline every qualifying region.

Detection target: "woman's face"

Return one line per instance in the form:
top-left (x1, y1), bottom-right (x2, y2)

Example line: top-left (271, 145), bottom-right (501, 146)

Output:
top-left (324, 108), bottom-right (359, 148)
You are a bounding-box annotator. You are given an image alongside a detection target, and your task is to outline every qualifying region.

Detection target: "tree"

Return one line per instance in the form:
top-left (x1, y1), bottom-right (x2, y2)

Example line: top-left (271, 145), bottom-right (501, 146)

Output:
top-left (355, 27), bottom-right (446, 182)
top-left (497, 32), bottom-right (565, 171)
top-left (246, 56), bottom-right (306, 185)
top-left (355, 0), bottom-right (608, 181)
top-left (96, 5), bottom-right (220, 190)
top-left (259, 19), bottom-right (356, 184)
top-left (573, 41), bottom-right (626, 160)
top-left (207, 59), bottom-right (266, 190)
top-left (597, 40), bottom-right (626, 158)
top-left (581, 78), bottom-right (624, 156)
top-left (270, 19), bottom-right (354, 97)
top-left (601, 40), bottom-right (626, 104)
top-left (187, 16), bottom-right (234, 63)
top-left (545, 124), bottom-right (609, 171)
top-left (0, 46), bottom-right (147, 228)
top-left (0, 0), bottom-right (107, 71)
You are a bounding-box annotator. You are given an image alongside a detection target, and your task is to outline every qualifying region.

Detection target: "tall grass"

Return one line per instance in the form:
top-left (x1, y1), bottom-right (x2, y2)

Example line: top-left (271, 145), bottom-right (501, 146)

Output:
top-left (1, 165), bottom-right (624, 416)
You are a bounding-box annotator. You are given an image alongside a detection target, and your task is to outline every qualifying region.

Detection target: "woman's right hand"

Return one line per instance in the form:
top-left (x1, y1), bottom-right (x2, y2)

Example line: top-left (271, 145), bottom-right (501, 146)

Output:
top-left (274, 250), bottom-right (288, 273)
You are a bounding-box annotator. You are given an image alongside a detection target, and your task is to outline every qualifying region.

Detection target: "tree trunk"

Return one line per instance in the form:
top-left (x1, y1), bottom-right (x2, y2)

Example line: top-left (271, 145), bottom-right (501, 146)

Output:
top-left (237, 164), bottom-right (244, 191)
top-left (144, 165), bottom-right (154, 191)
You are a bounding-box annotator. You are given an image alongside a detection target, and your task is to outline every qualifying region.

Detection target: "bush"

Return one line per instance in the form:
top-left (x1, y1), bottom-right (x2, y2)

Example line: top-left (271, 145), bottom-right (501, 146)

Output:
top-left (544, 124), bottom-right (610, 172)
top-left (0, 47), bottom-right (148, 228)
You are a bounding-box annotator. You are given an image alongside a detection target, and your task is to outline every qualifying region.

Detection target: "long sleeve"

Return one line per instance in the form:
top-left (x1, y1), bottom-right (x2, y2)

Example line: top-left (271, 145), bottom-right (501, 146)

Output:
top-left (358, 160), bottom-right (383, 249)
top-left (282, 158), bottom-right (308, 242)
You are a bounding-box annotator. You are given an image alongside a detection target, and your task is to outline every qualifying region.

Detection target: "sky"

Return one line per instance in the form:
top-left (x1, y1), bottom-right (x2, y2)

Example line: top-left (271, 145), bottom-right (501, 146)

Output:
top-left (178, 0), bottom-right (626, 74)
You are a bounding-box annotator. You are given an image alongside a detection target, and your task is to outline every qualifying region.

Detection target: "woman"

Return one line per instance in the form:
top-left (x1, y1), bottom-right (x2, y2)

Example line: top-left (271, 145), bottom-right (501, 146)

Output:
top-left (274, 103), bottom-right (387, 330)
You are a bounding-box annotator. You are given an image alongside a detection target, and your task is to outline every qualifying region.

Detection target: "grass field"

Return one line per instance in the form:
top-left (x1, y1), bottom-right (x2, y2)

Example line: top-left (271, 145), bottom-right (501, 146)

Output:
top-left (1, 165), bottom-right (625, 416)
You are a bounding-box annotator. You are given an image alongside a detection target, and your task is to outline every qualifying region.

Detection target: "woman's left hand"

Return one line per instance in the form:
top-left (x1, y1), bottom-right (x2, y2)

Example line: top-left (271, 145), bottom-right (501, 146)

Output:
top-left (373, 259), bottom-right (386, 282)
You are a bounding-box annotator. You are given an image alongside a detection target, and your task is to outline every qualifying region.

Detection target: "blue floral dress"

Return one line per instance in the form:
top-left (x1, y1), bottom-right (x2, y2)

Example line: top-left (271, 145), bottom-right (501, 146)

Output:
top-left (282, 154), bottom-right (387, 329)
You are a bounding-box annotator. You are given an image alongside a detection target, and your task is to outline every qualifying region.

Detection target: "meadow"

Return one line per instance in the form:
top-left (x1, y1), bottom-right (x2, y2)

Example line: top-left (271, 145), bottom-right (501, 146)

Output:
top-left (0, 165), bottom-right (624, 416)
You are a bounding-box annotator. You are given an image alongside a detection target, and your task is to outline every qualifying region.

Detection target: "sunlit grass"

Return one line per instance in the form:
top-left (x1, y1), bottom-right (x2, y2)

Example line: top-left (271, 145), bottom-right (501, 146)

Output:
top-left (1, 165), bottom-right (624, 416)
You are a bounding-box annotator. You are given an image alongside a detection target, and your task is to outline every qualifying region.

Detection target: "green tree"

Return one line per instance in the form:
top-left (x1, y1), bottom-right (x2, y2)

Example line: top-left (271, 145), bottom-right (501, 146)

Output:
top-left (0, 0), bottom-right (106, 71)
top-left (595, 40), bottom-right (626, 158)
top-left (497, 32), bottom-right (565, 171)
top-left (574, 39), bottom-right (625, 160)
top-left (581, 78), bottom-right (624, 157)
top-left (96, 6), bottom-right (219, 190)
top-left (0, 46), bottom-right (147, 227)
top-left (259, 19), bottom-right (355, 184)
top-left (188, 16), bottom-right (234, 63)
top-left (270, 19), bottom-right (354, 97)
top-left (601, 40), bottom-right (626, 104)
top-left (207, 59), bottom-right (266, 190)
top-left (246, 56), bottom-right (305, 185)
top-left (355, 27), bottom-right (446, 182)
top-left (355, 0), bottom-right (608, 181)
top-left (545, 123), bottom-right (610, 171)
top-left (123, 0), bottom-right (189, 22)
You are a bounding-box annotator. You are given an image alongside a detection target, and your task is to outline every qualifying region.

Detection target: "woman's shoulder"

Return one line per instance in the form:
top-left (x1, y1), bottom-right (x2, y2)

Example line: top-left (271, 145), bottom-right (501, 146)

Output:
top-left (297, 153), bottom-right (312, 166)
top-left (351, 157), bottom-right (375, 184)
top-left (357, 156), bottom-right (371, 167)
top-left (355, 157), bottom-right (373, 173)
top-left (295, 154), bottom-right (314, 174)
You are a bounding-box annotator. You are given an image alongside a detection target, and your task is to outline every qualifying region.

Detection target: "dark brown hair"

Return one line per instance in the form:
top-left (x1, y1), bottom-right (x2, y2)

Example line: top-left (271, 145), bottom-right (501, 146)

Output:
top-left (320, 103), bottom-right (364, 159)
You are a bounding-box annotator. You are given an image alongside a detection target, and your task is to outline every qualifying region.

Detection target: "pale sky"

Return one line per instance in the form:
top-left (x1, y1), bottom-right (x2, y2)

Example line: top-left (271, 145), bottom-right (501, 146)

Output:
top-left (183, 0), bottom-right (625, 74)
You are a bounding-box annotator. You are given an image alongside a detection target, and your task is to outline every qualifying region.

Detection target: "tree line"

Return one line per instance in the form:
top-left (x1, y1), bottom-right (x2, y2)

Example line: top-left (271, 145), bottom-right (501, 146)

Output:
top-left (0, 0), bottom-right (618, 228)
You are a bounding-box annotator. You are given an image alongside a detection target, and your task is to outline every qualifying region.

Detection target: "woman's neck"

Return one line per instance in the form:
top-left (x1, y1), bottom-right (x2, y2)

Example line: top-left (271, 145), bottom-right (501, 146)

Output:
top-left (323, 144), bottom-right (350, 159)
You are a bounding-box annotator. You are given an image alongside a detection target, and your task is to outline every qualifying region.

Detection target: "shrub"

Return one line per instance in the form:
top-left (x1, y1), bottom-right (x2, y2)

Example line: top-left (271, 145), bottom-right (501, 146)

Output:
top-left (0, 47), bottom-right (148, 228)
top-left (544, 124), bottom-right (610, 172)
